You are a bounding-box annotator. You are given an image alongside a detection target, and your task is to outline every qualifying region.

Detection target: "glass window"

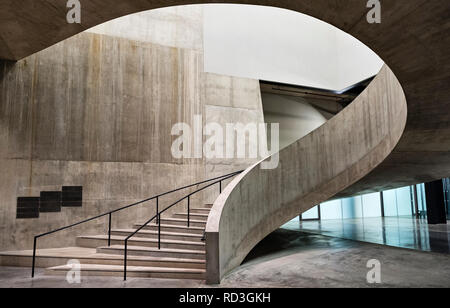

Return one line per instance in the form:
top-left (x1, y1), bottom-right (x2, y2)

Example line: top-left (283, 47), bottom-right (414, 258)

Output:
top-left (340, 196), bottom-right (363, 219)
top-left (299, 182), bottom-right (435, 222)
top-left (417, 183), bottom-right (427, 213)
top-left (342, 197), bottom-right (357, 219)
top-left (354, 196), bottom-right (364, 218)
top-left (396, 186), bottom-right (413, 216)
top-left (362, 192), bottom-right (382, 217)
top-left (383, 189), bottom-right (398, 217)
top-left (321, 199), bottom-right (342, 220)
top-left (302, 205), bottom-right (319, 220)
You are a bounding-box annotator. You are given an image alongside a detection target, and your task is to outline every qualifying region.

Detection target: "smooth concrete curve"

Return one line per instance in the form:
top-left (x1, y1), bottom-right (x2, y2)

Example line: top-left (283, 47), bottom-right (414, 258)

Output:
top-left (205, 65), bottom-right (407, 283)
top-left (1, 0), bottom-right (449, 282)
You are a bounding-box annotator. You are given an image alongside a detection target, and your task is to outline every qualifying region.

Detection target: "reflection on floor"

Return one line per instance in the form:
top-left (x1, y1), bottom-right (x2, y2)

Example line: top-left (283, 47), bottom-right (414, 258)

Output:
top-left (283, 217), bottom-right (450, 254)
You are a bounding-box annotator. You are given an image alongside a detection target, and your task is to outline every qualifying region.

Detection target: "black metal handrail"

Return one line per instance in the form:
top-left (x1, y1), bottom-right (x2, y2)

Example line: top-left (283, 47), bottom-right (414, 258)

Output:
top-left (31, 170), bottom-right (243, 277)
top-left (122, 171), bottom-right (242, 280)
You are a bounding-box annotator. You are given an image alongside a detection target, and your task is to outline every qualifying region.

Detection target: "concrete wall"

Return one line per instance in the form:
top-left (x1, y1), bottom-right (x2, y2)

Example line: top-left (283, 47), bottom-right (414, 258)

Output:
top-left (0, 7), bottom-right (264, 251)
top-left (87, 6), bottom-right (265, 190)
top-left (87, 6), bottom-right (204, 51)
top-left (262, 93), bottom-right (327, 150)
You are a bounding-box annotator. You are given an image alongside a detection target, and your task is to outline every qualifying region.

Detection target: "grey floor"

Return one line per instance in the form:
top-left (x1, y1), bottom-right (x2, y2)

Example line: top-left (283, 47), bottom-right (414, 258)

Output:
top-left (1, 226), bottom-right (449, 287)
top-left (220, 229), bottom-right (450, 288)
top-left (284, 216), bottom-right (450, 254)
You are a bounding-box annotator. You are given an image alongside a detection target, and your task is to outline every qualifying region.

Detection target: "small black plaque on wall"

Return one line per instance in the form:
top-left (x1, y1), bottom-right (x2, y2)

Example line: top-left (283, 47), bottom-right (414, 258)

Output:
top-left (17, 197), bottom-right (40, 219)
top-left (62, 186), bottom-right (83, 207)
top-left (40, 191), bottom-right (62, 213)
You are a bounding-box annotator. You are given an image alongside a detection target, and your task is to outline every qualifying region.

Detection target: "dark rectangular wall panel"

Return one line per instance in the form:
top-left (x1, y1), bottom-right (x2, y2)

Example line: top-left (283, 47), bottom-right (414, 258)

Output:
top-left (425, 180), bottom-right (447, 224)
top-left (40, 191), bottom-right (62, 213)
top-left (62, 186), bottom-right (83, 207)
top-left (16, 197), bottom-right (40, 219)
top-left (443, 178), bottom-right (450, 220)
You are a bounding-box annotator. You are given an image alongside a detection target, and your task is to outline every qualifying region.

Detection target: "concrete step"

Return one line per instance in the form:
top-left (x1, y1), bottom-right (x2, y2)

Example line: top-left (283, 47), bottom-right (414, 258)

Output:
top-left (134, 223), bottom-right (204, 235)
top-left (46, 264), bottom-right (205, 280)
top-left (190, 208), bottom-right (211, 214)
top-left (173, 212), bottom-right (209, 221)
top-left (0, 247), bottom-right (205, 269)
top-left (154, 217), bottom-right (206, 228)
top-left (204, 204), bottom-right (213, 209)
top-left (76, 235), bottom-right (204, 251)
top-left (97, 245), bottom-right (206, 260)
top-left (110, 229), bottom-right (204, 242)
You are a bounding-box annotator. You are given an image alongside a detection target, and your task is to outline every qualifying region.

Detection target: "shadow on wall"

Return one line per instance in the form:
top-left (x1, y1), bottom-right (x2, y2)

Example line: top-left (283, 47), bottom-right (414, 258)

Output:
top-left (0, 60), bottom-right (16, 81)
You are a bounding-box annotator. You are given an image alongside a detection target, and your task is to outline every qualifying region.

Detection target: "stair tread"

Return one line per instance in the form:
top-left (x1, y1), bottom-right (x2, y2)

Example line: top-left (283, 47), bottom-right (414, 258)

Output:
top-left (100, 245), bottom-right (206, 255)
top-left (154, 217), bottom-right (206, 223)
top-left (78, 235), bottom-right (204, 246)
top-left (135, 223), bottom-right (204, 231)
top-left (176, 212), bottom-right (209, 217)
top-left (112, 229), bottom-right (203, 238)
top-left (0, 247), bottom-right (205, 263)
top-left (48, 264), bottom-right (205, 273)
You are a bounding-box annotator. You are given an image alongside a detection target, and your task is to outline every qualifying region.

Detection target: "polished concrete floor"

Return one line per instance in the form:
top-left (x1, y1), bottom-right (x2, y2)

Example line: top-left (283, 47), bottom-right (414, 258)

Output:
top-left (1, 228), bottom-right (449, 288)
top-left (283, 217), bottom-right (450, 254)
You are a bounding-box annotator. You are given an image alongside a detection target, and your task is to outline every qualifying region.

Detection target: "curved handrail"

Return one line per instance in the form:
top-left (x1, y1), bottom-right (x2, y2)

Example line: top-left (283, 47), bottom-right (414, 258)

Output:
top-left (123, 171), bottom-right (242, 280)
top-left (31, 170), bottom-right (243, 277)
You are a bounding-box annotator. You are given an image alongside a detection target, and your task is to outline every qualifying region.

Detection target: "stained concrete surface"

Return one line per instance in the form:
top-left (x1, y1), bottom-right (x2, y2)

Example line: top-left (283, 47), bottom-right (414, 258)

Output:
top-left (1, 229), bottom-right (448, 288)
top-left (0, 28), bottom-right (263, 252)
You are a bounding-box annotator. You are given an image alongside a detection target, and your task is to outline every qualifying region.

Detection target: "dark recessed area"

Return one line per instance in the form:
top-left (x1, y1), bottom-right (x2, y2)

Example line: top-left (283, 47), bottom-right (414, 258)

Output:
top-left (39, 191), bottom-right (62, 213)
top-left (16, 197), bottom-right (40, 219)
top-left (62, 186), bottom-right (83, 207)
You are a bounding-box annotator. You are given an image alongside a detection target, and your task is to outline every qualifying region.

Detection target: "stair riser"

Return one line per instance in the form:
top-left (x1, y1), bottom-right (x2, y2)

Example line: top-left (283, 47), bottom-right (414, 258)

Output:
top-left (110, 231), bottom-right (204, 242)
top-left (45, 268), bottom-right (205, 280)
top-left (0, 255), bottom-right (66, 268)
top-left (0, 255), bottom-right (205, 269)
top-left (135, 224), bottom-right (204, 235)
top-left (190, 209), bottom-right (211, 214)
top-left (158, 219), bottom-right (206, 228)
top-left (173, 214), bottom-right (208, 221)
top-left (97, 247), bottom-right (205, 260)
top-left (76, 237), bottom-right (205, 251)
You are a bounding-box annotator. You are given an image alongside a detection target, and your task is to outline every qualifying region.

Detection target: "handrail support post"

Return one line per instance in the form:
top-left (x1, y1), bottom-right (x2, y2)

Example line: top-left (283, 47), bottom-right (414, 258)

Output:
top-left (31, 236), bottom-right (37, 278)
top-left (108, 213), bottom-right (112, 246)
top-left (124, 240), bottom-right (128, 281)
top-left (156, 197), bottom-right (159, 224)
top-left (158, 213), bottom-right (161, 250)
top-left (187, 196), bottom-right (190, 227)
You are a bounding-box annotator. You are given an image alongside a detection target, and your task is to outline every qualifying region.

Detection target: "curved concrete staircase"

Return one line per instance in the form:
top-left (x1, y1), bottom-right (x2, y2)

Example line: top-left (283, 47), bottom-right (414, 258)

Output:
top-left (0, 204), bottom-right (213, 280)
top-left (205, 65), bottom-right (409, 283)
top-left (0, 0), bottom-right (449, 286)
